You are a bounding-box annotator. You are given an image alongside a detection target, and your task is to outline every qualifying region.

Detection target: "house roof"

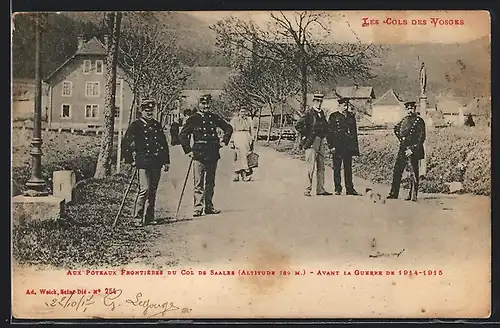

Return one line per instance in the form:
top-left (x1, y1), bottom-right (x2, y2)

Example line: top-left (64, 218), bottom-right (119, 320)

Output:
top-left (76, 37), bottom-right (107, 55)
top-left (44, 37), bottom-right (125, 84)
top-left (335, 86), bottom-right (375, 99)
top-left (372, 89), bottom-right (403, 106)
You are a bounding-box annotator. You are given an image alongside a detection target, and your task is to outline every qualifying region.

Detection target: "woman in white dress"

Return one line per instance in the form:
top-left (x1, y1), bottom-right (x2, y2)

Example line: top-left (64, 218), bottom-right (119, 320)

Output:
top-left (229, 108), bottom-right (256, 182)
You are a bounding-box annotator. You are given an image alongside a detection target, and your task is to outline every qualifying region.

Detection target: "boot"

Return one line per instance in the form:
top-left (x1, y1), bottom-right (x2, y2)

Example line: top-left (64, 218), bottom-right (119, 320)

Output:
top-left (411, 182), bottom-right (418, 202)
top-left (405, 185), bottom-right (412, 201)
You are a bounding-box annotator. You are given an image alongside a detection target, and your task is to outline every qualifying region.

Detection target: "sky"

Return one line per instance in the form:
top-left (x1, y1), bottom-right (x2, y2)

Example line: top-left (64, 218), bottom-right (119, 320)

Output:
top-left (183, 10), bottom-right (490, 44)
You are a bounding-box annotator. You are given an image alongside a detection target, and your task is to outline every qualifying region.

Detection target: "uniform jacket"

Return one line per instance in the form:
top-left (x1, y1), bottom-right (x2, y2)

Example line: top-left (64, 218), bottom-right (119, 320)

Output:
top-left (178, 110), bottom-right (233, 162)
top-left (294, 108), bottom-right (329, 150)
top-left (394, 114), bottom-right (426, 159)
top-left (121, 117), bottom-right (170, 169)
top-left (326, 110), bottom-right (360, 156)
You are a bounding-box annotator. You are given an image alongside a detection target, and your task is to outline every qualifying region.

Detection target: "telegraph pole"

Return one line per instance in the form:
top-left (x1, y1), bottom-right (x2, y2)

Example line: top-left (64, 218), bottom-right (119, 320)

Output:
top-left (25, 14), bottom-right (48, 196)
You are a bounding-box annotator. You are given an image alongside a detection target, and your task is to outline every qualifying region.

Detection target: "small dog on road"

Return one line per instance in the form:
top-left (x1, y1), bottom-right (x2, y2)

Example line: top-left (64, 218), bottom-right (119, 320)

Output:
top-left (365, 188), bottom-right (386, 204)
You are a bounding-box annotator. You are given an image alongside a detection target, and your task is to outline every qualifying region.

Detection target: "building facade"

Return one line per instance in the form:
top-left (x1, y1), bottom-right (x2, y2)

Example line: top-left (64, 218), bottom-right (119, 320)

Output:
top-left (44, 36), bottom-right (133, 131)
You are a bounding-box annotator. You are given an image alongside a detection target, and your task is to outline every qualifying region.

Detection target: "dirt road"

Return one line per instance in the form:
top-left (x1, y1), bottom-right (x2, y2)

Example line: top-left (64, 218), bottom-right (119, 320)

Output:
top-left (12, 142), bottom-right (491, 319)
top-left (147, 142), bottom-right (489, 268)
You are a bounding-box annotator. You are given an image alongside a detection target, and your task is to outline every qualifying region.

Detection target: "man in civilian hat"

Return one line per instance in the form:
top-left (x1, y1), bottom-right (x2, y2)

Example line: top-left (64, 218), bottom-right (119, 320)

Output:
top-left (178, 94), bottom-right (233, 217)
top-left (387, 101), bottom-right (426, 201)
top-left (326, 97), bottom-right (360, 195)
top-left (294, 92), bottom-right (332, 197)
top-left (121, 100), bottom-right (170, 227)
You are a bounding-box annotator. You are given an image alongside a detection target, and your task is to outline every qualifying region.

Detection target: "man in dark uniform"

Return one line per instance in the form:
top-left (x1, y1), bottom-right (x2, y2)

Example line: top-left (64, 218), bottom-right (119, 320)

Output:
top-left (295, 93), bottom-right (332, 197)
top-left (178, 95), bottom-right (233, 217)
top-left (170, 120), bottom-right (181, 146)
top-left (326, 98), bottom-right (360, 195)
top-left (387, 101), bottom-right (426, 201)
top-left (121, 100), bottom-right (170, 227)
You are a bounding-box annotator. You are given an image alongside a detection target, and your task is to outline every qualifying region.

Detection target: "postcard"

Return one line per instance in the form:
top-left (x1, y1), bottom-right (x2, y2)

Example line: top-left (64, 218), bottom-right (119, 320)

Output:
top-left (11, 10), bottom-right (491, 319)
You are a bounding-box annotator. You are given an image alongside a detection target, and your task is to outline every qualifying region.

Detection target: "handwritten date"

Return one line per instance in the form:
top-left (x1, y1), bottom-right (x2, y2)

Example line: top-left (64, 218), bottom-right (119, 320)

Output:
top-left (45, 293), bottom-right (95, 312)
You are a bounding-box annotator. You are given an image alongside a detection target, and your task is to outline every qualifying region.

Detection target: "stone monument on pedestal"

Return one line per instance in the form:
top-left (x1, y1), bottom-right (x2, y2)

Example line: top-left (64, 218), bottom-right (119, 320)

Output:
top-left (418, 62), bottom-right (435, 130)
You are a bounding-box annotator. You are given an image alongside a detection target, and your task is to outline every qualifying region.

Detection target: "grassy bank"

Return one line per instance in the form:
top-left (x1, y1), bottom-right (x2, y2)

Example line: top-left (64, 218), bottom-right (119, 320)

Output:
top-left (261, 126), bottom-right (490, 196)
top-left (12, 174), bottom-right (162, 268)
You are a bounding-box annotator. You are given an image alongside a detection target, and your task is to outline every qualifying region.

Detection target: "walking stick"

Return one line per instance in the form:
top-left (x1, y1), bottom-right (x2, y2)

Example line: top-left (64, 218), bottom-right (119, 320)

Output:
top-left (175, 157), bottom-right (194, 219)
top-left (132, 173), bottom-right (140, 218)
top-left (112, 167), bottom-right (138, 228)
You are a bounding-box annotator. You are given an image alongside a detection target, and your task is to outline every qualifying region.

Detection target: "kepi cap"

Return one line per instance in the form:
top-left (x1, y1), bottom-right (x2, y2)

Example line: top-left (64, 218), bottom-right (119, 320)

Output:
top-left (141, 100), bottom-right (155, 111)
top-left (338, 97), bottom-right (348, 104)
top-left (312, 92), bottom-right (324, 101)
top-left (404, 101), bottom-right (417, 109)
top-left (199, 94), bottom-right (211, 105)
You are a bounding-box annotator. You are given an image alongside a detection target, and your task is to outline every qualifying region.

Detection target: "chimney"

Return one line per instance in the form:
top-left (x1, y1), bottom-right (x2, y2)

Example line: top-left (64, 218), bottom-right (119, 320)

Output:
top-left (103, 34), bottom-right (109, 50)
top-left (77, 34), bottom-right (86, 49)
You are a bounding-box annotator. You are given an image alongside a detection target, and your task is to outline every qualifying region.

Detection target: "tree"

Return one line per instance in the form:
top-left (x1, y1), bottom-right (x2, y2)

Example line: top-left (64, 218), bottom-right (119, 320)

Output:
top-left (211, 11), bottom-right (381, 149)
top-left (118, 12), bottom-right (190, 126)
top-left (94, 12), bottom-right (122, 178)
top-left (221, 53), bottom-right (299, 142)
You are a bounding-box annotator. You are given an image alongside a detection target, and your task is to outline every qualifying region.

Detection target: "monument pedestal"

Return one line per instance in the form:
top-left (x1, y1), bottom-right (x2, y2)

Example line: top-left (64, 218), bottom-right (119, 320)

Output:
top-left (12, 195), bottom-right (65, 226)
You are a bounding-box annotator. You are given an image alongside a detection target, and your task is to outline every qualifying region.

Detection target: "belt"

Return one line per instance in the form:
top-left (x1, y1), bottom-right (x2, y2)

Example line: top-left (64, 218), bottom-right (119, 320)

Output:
top-left (194, 141), bottom-right (218, 144)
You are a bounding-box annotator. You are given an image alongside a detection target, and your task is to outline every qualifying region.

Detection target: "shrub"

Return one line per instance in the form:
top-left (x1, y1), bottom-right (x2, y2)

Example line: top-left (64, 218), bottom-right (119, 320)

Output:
top-left (12, 129), bottom-right (119, 196)
top-left (260, 126), bottom-right (491, 196)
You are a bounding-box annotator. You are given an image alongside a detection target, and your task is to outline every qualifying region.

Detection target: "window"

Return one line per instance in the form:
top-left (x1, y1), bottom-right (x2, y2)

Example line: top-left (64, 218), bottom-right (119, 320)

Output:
top-left (62, 81), bottom-right (72, 96)
top-left (85, 104), bottom-right (99, 118)
top-left (115, 80), bottom-right (122, 99)
top-left (61, 104), bottom-right (71, 118)
top-left (85, 82), bottom-right (100, 97)
top-left (95, 60), bottom-right (103, 74)
top-left (114, 106), bottom-right (120, 118)
top-left (83, 60), bottom-right (92, 74)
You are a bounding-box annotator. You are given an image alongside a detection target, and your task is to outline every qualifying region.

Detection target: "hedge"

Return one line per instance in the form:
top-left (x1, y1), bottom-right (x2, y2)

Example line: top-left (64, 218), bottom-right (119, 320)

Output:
top-left (262, 126), bottom-right (490, 196)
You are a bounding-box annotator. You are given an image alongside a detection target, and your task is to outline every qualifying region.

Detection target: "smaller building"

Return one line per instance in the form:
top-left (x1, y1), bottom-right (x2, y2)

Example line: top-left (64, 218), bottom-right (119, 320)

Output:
top-left (435, 96), bottom-right (467, 126)
top-left (334, 85), bottom-right (376, 119)
top-left (370, 89), bottom-right (405, 125)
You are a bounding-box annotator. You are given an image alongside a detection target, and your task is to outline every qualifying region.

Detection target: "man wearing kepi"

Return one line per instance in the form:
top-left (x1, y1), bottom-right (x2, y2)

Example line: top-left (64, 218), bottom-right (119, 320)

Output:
top-left (326, 98), bottom-right (360, 196)
top-left (178, 94), bottom-right (233, 217)
top-left (121, 100), bottom-right (170, 227)
top-left (387, 101), bottom-right (426, 201)
top-left (295, 92), bottom-right (332, 197)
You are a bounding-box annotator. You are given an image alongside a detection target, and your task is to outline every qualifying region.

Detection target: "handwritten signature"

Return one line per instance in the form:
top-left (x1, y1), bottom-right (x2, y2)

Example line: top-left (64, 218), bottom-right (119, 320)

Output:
top-left (45, 289), bottom-right (187, 317)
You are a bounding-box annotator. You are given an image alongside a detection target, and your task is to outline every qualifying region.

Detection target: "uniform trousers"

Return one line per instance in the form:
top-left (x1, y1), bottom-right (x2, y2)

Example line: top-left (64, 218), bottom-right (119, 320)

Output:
top-left (193, 159), bottom-right (218, 212)
top-left (332, 153), bottom-right (355, 193)
top-left (135, 164), bottom-right (162, 222)
top-left (389, 149), bottom-right (420, 199)
top-left (304, 137), bottom-right (327, 194)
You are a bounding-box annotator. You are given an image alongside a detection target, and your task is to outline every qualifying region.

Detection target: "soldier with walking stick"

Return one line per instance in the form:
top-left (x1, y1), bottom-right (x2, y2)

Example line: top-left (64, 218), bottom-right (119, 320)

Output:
top-left (121, 100), bottom-right (170, 227)
top-left (387, 101), bottom-right (426, 202)
top-left (178, 94), bottom-right (233, 217)
top-left (295, 93), bottom-right (332, 197)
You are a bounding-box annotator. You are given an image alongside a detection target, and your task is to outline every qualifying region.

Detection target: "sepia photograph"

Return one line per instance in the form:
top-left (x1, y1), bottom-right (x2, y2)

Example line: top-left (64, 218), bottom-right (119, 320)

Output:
top-left (11, 10), bottom-right (491, 319)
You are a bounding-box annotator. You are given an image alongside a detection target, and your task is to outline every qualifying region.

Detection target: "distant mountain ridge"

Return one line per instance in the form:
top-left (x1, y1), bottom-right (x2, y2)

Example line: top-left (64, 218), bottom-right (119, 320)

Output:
top-left (12, 12), bottom-right (490, 105)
